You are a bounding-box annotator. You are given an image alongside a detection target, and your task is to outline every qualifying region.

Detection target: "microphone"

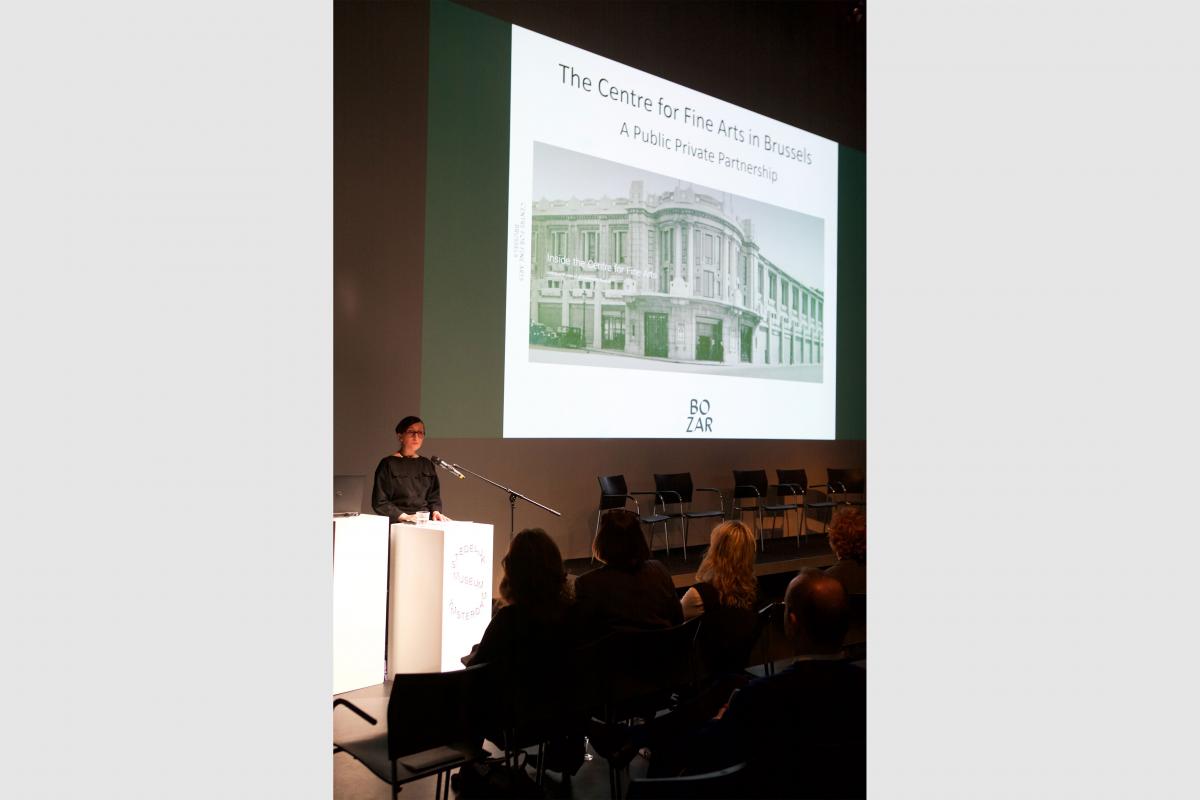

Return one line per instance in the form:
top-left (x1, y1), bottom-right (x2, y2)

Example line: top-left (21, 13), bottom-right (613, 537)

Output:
top-left (431, 456), bottom-right (466, 480)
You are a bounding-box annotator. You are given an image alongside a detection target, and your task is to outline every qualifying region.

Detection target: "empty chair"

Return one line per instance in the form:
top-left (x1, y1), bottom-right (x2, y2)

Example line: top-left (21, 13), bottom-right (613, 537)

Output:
top-left (827, 467), bottom-right (866, 507)
top-left (333, 663), bottom-right (492, 800)
top-left (807, 468), bottom-right (865, 535)
top-left (731, 469), bottom-right (800, 551)
top-left (775, 468), bottom-right (810, 544)
top-left (803, 472), bottom-right (841, 537)
top-left (653, 473), bottom-right (724, 560)
top-left (596, 474), bottom-right (672, 557)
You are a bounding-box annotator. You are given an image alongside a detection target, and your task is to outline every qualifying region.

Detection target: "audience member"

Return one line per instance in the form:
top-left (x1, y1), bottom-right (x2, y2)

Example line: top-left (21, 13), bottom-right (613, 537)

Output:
top-left (463, 528), bottom-right (584, 776)
top-left (465, 527), bottom-right (572, 666)
top-left (574, 509), bottom-right (682, 640)
top-left (670, 568), bottom-right (866, 797)
top-left (825, 506), bottom-right (866, 595)
top-left (681, 520), bottom-right (760, 678)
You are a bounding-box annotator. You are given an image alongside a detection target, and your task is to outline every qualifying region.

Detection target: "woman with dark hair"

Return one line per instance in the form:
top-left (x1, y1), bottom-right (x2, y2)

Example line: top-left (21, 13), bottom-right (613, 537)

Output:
top-left (371, 415), bottom-right (448, 524)
top-left (462, 529), bottom-right (585, 778)
top-left (467, 527), bottom-right (574, 665)
top-left (574, 509), bottom-right (682, 639)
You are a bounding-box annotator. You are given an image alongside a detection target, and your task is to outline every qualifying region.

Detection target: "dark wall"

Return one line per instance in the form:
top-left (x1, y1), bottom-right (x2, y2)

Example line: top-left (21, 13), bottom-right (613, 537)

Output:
top-left (335, 0), bottom-right (865, 570)
top-left (456, 0), bottom-right (866, 152)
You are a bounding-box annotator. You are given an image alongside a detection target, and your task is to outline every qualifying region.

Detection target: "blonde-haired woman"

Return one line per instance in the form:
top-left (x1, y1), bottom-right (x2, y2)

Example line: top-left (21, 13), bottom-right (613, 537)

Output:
top-left (681, 520), bottom-right (760, 677)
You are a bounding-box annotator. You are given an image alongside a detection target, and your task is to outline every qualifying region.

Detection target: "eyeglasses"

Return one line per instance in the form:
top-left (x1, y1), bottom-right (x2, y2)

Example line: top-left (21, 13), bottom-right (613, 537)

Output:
top-left (402, 429), bottom-right (426, 438)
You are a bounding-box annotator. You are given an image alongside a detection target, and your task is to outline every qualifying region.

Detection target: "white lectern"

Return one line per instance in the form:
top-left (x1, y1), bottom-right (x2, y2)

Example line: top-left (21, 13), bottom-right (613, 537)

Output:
top-left (332, 513), bottom-right (389, 694)
top-left (388, 520), bottom-right (493, 675)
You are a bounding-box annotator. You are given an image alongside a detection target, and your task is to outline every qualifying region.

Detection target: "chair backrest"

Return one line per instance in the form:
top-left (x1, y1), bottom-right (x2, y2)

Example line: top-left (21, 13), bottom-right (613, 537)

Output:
top-left (590, 617), bottom-right (702, 719)
top-left (739, 599), bottom-right (796, 676)
top-left (695, 601), bottom-right (759, 678)
top-left (626, 761), bottom-right (747, 800)
top-left (827, 467), bottom-right (865, 495)
top-left (743, 601), bottom-right (784, 673)
top-left (487, 636), bottom-right (584, 751)
top-left (654, 472), bottom-right (695, 505)
top-left (775, 468), bottom-right (808, 495)
top-left (386, 662), bottom-right (490, 759)
top-left (731, 469), bottom-right (768, 499)
top-left (598, 474), bottom-right (631, 511)
top-left (845, 593), bottom-right (867, 650)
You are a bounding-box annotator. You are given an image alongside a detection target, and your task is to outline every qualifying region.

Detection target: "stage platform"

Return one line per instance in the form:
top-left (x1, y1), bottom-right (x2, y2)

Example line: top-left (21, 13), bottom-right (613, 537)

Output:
top-left (564, 530), bottom-right (837, 589)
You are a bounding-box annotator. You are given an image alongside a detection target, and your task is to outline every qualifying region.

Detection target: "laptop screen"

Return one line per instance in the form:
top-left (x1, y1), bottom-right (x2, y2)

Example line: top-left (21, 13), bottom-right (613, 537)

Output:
top-left (333, 475), bottom-right (365, 514)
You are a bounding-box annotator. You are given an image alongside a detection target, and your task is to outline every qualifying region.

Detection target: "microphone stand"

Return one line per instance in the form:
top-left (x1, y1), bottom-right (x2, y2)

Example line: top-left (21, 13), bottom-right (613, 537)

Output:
top-left (448, 461), bottom-right (561, 541)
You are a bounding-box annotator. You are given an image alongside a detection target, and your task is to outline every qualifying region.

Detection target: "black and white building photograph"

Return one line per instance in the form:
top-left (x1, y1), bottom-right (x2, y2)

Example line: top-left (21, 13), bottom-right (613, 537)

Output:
top-left (529, 142), bottom-right (827, 381)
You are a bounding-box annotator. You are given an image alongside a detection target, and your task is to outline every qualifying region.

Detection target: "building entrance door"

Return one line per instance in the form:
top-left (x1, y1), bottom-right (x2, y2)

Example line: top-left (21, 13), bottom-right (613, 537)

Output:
top-left (740, 325), bottom-right (753, 363)
top-left (644, 312), bottom-right (669, 358)
top-left (601, 312), bottom-right (625, 350)
top-left (695, 319), bottom-right (723, 362)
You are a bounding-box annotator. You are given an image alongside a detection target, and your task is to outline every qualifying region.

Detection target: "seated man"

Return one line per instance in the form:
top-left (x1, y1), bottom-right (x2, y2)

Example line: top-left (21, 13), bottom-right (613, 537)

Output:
top-left (680, 567), bottom-right (866, 798)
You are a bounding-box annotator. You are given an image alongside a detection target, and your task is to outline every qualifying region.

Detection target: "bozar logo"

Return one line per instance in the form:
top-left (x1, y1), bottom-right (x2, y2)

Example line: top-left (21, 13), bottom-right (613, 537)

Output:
top-left (447, 543), bottom-right (488, 622)
top-left (687, 398), bottom-right (713, 434)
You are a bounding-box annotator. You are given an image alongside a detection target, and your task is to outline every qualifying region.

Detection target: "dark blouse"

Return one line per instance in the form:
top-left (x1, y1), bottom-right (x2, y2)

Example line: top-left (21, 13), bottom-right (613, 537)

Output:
top-left (573, 560), bottom-right (683, 640)
top-left (825, 558), bottom-right (866, 596)
top-left (469, 602), bottom-right (571, 667)
top-left (691, 581), bottom-right (759, 677)
top-left (371, 455), bottom-right (441, 524)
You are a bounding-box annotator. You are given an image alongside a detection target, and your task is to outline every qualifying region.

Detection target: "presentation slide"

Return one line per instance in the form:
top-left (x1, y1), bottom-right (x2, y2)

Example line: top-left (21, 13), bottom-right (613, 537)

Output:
top-left (503, 27), bottom-right (840, 439)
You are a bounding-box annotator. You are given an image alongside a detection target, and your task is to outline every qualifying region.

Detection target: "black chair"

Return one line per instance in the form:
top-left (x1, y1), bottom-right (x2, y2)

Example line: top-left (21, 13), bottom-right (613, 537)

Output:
top-left (845, 638), bottom-right (867, 663)
top-left (652, 473), bottom-right (724, 560)
top-left (333, 663), bottom-right (493, 800)
top-left (731, 469), bottom-right (800, 551)
top-left (774, 468), bottom-right (810, 545)
top-left (828, 467), bottom-right (867, 507)
top-left (580, 618), bottom-right (704, 799)
top-left (626, 761), bottom-right (747, 799)
top-left (483, 649), bottom-right (586, 787)
top-left (803, 473), bottom-right (840, 537)
top-left (807, 468), bottom-right (865, 535)
top-left (845, 592), bottom-right (867, 651)
top-left (597, 474), bottom-right (672, 557)
top-left (743, 602), bottom-right (789, 678)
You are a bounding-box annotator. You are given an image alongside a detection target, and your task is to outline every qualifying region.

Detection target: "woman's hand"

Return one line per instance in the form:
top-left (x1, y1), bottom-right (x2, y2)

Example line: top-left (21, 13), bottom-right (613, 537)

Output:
top-left (432, 510), bottom-right (450, 521)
